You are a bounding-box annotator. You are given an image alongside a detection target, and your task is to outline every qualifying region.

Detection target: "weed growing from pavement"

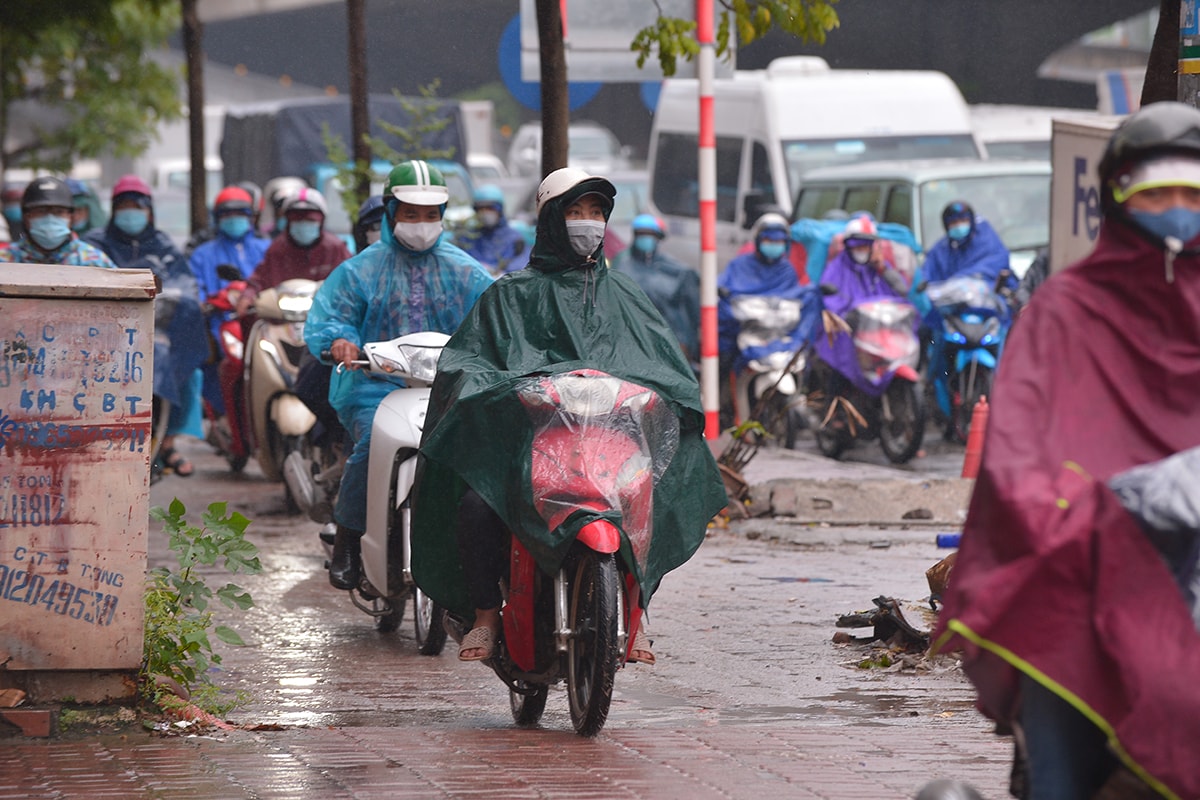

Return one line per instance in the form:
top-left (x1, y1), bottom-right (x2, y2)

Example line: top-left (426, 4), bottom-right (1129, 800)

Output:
top-left (143, 499), bottom-right (261, 715)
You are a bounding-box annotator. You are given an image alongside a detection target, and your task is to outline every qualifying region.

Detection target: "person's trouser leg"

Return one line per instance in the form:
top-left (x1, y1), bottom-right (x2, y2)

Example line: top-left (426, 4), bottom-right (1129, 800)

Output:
top-left (454, 489), bottom-right (508, 612)
top-left (329, 406), bottom-right (374, 589)
top-left (1018, 675), bottom-right (1115, 799)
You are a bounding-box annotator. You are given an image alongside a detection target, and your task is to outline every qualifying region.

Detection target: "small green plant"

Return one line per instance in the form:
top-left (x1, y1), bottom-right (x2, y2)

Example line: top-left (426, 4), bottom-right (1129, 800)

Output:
top-left (142, 499), bottom-right (261, 712)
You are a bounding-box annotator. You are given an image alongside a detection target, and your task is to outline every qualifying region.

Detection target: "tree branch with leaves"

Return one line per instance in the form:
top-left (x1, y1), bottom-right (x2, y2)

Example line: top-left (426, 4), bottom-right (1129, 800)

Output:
top-left (631, 0), bottom-right (840, 77)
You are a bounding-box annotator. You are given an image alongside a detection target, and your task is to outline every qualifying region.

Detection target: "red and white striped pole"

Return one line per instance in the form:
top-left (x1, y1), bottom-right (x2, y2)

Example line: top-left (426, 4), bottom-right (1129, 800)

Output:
top-left (697, 0), bottom-right (719, 439)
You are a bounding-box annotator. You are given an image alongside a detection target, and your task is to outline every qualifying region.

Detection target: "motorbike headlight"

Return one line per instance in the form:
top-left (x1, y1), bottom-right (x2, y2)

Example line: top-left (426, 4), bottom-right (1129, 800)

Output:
top-left (396, 344), bottom-right (442, 383)
top-left (947, 331), bottom-right (968, 345)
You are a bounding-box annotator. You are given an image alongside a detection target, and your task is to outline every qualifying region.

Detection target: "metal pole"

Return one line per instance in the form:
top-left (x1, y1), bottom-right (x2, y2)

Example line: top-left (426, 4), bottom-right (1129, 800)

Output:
top-left (697, 0), bottom-right (718, 439)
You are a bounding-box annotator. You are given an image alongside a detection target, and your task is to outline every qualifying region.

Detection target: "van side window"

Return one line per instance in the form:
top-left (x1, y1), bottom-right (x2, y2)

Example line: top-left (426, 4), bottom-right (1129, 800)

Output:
top-left (750, 142), bottom-right (774, 204)
top-left (794, 186), bottom-right (842, 220)
top-left (842, 185), bottom-right (882, 219)
top-left (651, 132), bottom-right (742, 222)
top-left (883, 185), bottom-right (913, 228)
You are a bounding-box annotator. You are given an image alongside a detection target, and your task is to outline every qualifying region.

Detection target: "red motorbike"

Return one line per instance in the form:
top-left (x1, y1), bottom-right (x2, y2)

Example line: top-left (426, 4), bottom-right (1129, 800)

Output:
top-left (446, 368), bottom-right (675, 736)
top-left (202, 264), bottom-right (251, 472)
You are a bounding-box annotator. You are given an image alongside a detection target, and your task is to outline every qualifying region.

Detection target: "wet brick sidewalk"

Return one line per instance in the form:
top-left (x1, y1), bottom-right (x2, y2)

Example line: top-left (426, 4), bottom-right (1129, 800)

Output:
top-left (1, 721), bottom-right (1007, 799)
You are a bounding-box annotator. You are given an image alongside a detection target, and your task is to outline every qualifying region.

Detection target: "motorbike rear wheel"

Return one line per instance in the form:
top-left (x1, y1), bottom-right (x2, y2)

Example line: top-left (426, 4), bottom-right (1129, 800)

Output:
top-left (879, 380), bottom-right (926, 464)
top-left (510, 681), bottom-right (549, 727)
top-left (813, 400), bottom-right (850, 460)
top-left (413, 588), bottom-right (447, 656)
top-left (566, 551), bottom-right (620, 737)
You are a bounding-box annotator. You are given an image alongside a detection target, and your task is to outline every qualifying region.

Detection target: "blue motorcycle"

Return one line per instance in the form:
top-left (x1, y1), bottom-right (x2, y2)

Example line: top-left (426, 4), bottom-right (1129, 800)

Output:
top-left (923, 275), bottom-right (1013, 442)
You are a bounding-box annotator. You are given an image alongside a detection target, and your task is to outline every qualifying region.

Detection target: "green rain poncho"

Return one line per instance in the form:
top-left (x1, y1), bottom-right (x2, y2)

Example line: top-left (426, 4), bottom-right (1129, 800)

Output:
top-left (411, 177), bottom-right (727, 619)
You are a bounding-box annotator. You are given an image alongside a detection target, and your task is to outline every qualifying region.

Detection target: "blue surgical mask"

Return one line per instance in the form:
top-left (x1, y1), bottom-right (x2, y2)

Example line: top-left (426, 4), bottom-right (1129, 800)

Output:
top-left (947, 222), bottom-right (972, 241)
top-left (759, 241), bottom-right (787, 262)
top-left (289, 220), bottom-right (321, 247)
top-left (28, 215), bottom-right (72, 251)
top-left (1129, 206), bottom-right (1200, 246)
top-left (114, 208), bottom-right (149, 237)
top-left (219, 216), bottom-right (252, 240)
top-left (633, 234), bottom-right (658, 255)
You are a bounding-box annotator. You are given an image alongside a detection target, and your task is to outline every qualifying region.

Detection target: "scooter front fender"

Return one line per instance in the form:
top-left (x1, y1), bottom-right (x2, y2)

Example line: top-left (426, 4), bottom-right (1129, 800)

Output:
top-left (271, 392), bottom-right (317, 437)
top-left (576, 519), bottom-right (621, 554)
top-left (954, 348), bottom-right (998, 373)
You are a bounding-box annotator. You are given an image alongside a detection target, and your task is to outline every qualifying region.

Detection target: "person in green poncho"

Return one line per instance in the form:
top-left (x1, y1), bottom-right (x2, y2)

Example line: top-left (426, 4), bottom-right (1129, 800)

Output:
top-left (411, 167), bottom-right (728, 664)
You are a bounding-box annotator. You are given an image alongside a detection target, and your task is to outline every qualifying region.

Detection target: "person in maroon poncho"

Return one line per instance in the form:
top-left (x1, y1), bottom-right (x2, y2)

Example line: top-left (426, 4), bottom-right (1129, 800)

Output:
top-left (235, 186), bottom-right (351, 316)
top-left (932, 102), bottom-right (1200, 799)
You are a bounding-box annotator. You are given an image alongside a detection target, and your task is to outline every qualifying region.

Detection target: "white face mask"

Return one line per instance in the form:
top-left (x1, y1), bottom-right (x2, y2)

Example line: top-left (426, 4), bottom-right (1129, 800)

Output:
top-left (565, 219), bottom-right (606, 257)
top-left (393, 220), bottom-right (442, 252)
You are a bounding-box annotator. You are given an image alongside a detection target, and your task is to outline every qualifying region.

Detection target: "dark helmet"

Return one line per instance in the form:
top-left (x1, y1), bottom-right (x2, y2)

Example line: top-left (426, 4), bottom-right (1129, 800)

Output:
top-left (941, 200), bottom-right (974, 229)
top-left (1098, 101), bottom-right (1200, 213)
top-left (22, 176), bottom-right (74, 210)
top-left (355, 195), bottom-right (385, 228)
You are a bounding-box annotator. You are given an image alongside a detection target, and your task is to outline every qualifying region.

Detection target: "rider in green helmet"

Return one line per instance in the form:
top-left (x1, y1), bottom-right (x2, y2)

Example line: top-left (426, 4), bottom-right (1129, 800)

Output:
top-left (305, 159), bottom-right (495, 590)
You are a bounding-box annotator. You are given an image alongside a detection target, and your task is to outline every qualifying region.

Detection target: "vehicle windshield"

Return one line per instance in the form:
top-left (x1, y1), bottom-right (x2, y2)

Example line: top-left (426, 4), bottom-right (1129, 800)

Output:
top-left (570, 129), bottom-right (619, 159)
top-left (919, 173), bottom-right (1049, 251)
top-left (782, 134), bottom-right (979, 196)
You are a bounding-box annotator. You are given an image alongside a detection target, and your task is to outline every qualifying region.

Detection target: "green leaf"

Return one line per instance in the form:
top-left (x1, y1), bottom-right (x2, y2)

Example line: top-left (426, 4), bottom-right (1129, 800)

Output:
top-left (214, 626), bottom-right (247, 646)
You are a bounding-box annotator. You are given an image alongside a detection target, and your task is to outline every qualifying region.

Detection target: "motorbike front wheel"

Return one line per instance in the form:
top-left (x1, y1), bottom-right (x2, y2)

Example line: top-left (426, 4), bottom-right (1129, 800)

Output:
top-left (566, 551), bottom-right (620, 737)
top-left (413, 588), bottom-right (447, 656)
top-left (879, 380), bottom-right (926, 465)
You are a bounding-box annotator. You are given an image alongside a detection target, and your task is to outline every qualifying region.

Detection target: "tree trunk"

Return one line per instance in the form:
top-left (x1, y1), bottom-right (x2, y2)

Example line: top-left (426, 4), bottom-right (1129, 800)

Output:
top-left (182, 0), bottom-right (207, 235)
top-left (346, 0), bottom-right (371, 205)
top-left (1142, 0), bottom-right (1180, 106)
top-left (535, 0), bottom-right (569, 180)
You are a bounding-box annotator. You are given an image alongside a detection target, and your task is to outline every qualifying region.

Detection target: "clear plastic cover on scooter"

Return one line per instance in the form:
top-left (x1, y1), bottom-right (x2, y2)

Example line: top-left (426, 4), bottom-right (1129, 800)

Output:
top-left (730, 294), bottom-right (805, 350)
top-left (848, 299), bottom-right (921, 377)
top-left (515, 369), bottom-right (680, 572)
top-left (257, 278), bottom-right (319, 322)
top-left (924, 275), bottom-right (1009, 316)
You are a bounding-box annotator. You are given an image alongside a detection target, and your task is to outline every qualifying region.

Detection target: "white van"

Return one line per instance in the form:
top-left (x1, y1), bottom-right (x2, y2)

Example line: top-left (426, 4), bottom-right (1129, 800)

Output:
top-left (646, 56), bottom-right (982, 268)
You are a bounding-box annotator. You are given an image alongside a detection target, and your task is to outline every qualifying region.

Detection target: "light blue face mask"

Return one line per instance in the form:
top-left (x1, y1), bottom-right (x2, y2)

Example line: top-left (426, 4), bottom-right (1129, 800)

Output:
top-left (219, 216), bottom-right (252, 240)
top-left (114, 208), bottom-right (149, 237)
top-left (632, 234), bottom-right (658, 255)
top-left (289, 220), bottom-right (321, 247)
top-left (28, 215), bottom-right (72, 251)
top-left (947, 221), bottom-right (972, 241)
top-left (758, 241), bottom-right (787, 262)
top-left (3, 205), bottom-right (21, 225)
top-left (1129, 206), bottom-right (1200, 246)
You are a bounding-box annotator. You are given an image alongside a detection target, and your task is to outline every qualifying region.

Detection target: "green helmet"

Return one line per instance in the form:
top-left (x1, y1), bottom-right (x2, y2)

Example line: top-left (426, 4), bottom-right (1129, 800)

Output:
top-left (385, 160), bottom-right (449, 207)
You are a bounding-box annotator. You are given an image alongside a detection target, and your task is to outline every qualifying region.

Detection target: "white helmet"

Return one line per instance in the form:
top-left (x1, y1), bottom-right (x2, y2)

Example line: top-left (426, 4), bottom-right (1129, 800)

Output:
top-left (283, 186), bottom-right (328, 218)
top-left (535, 166), bottom-right (615, 216)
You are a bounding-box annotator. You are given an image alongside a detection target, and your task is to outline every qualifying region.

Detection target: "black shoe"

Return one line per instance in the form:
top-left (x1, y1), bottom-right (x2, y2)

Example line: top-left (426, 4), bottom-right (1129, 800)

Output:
top-left (329, 526), bottom-right (362, 590)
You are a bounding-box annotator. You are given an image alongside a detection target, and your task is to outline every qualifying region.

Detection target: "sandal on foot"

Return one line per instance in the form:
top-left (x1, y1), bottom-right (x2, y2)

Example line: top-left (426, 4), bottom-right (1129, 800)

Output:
top-left (161, 446), bottom-right (194, 477)
top-left (628, 627), bottom-right (655, 665)
top-left (458, 625), bottom-right (498, 662)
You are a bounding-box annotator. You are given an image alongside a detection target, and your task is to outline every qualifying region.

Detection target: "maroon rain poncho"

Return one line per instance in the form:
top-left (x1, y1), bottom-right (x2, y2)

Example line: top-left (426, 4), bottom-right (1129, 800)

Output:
top-left (933, 219), bottom-right (1200, 798)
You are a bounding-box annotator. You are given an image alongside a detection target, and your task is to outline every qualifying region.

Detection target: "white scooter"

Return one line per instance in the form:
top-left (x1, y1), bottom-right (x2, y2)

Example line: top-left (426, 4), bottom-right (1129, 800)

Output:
top-left (323, 332), bottom-right (449, 654)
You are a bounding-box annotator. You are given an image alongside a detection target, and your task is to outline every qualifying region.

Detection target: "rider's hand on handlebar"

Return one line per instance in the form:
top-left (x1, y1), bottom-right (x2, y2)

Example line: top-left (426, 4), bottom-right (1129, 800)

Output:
top-left (330, 338), bottom-right (361, 369)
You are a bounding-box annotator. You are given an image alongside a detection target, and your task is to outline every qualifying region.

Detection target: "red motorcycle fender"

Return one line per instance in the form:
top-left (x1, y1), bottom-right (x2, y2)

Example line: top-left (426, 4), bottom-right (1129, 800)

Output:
top-left (502, 537), bottom-right (539, 672)
top-left (893, 364), bottom-right (920, 383)
top-left (576, 519), bottom-right (621, 553)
